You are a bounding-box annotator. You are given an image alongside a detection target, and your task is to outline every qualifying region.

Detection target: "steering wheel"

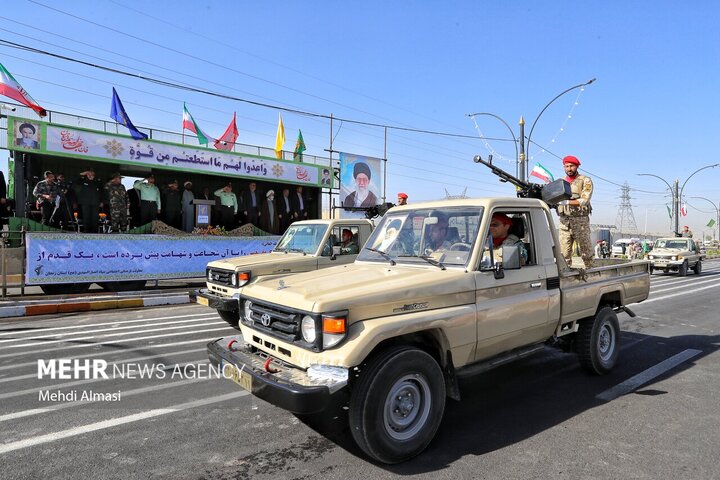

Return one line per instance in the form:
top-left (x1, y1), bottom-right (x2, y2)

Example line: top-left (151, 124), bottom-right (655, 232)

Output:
top-left (449, 242), bottom-right (471, 252)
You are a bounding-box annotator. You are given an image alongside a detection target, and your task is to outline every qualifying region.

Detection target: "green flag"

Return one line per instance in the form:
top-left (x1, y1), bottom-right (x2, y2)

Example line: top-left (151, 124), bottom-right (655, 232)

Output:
top-left (707, 219), bottom-right (716, 228)
top-left (293, 130), bottom-right (306, 162)
top-left (666, 205), bottom-right (672, 219)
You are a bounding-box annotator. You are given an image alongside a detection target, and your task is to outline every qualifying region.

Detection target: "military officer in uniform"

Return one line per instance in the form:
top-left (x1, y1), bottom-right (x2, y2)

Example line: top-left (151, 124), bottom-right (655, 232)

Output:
top-left (556, 155), bottom-right (594, 269)
top-left (104, 173), bottom-right (129, 232)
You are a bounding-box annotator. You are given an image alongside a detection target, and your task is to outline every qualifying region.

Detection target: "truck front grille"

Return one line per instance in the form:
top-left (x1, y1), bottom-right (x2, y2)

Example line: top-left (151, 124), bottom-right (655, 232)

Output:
top-left (246, 300), bottom-right (301, 343)
top-left (207, 268), bottom-right (233, 286)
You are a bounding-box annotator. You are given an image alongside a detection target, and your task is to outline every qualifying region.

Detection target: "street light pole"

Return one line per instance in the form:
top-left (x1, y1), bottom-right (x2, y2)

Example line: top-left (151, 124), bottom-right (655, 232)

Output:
top-left (638, 163), bottom-right (718, 235)
top-left (689, 196), bottom-right (720, 241)
top-left (524, 78), bottom-right (596, 179)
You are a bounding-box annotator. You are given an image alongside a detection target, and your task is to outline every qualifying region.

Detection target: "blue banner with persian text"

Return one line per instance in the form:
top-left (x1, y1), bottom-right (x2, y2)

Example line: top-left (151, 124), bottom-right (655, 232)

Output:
top-left (25, 233), bottom-right (280, 285)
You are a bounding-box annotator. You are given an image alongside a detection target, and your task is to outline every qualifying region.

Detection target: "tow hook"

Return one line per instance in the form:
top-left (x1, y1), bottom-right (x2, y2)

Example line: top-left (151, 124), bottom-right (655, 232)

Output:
top-left (263, 357), bottom-right (280, 374)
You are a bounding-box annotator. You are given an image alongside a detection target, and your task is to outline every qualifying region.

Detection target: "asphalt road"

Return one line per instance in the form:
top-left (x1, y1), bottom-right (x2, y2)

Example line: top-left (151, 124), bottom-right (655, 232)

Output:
top-left (0, 262), bottom-right (719, 479)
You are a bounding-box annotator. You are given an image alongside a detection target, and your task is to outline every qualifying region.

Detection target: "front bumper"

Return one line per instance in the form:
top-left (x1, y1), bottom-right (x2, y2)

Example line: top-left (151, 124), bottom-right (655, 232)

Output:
top-left (191, 289), bottom-right (239, 311)
top-left (649, 260), bottom-right (682, 269)
top-left (207, 336), bottom-right (348, 414)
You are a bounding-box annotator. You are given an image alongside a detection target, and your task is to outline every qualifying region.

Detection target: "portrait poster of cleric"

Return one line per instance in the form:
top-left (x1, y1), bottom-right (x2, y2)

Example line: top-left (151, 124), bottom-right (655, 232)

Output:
top-left (339, 152), bottom-right (381, 219)
top-left (14, 121), bottom-right (41, 150)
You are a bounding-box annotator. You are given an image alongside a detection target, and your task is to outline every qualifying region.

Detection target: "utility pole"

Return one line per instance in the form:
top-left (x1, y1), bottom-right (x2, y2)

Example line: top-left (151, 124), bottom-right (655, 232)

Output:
top-left (518, 116), bottom-right (526, 182)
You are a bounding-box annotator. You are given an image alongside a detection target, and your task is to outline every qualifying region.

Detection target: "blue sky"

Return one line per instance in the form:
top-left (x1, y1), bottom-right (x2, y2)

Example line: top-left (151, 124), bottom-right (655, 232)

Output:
top-left (2, 0), bottom-right (720, 236)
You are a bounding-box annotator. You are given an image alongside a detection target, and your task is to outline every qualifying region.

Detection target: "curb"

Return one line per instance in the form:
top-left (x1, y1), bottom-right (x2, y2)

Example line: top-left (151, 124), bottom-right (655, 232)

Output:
top-left (0, 293), bottom-right (191, 319)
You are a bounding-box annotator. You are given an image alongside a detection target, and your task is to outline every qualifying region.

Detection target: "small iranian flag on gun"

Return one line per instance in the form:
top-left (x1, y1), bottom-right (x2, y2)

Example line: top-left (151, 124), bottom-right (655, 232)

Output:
top-left (530, 163), bottom-right (554, 184)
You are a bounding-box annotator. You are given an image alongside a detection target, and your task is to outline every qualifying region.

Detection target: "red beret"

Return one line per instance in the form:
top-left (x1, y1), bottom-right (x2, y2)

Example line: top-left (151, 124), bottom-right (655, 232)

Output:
top-left (491, 213), bottom-right (513, 225)
top-left (397, 192), bottom-right (408, 199)
top-left (563, 155), bottom-right (580, 166)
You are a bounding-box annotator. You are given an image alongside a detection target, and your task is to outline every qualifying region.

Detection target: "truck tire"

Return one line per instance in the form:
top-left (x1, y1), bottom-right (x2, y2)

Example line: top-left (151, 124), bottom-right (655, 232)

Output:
top-left (349, 346), bottom-right (446, 464)
top-left (678, 261), bottom-right (688, 277)
top-left (649, 266), bottom-right (654, 275)
top-left (217, 310), bottom-right (240, 330)
top-left (577, 306), bottom-right (620, 375)
top-left (693, 260), bottom-right (702, 275)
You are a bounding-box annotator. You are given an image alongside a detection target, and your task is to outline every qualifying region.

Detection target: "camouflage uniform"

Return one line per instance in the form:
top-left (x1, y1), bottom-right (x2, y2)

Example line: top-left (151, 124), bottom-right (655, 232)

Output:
top-left (557, 174), bottom-right (593, 268)
top-left (32, 179), bottom-right (61, 226)
top-left (105, 182), bottom-right (129, 232)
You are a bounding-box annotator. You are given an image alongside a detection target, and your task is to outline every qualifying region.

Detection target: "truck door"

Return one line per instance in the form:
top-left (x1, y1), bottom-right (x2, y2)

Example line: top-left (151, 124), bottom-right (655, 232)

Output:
top-left (472, 210), bottom-right (555, 361)
top-left (317, 224), bottom-right (361, 267)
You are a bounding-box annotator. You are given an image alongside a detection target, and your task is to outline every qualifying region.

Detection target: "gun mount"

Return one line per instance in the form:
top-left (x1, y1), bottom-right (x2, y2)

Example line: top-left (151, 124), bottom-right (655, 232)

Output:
top-left (474, 154), bottom-right (571, 205)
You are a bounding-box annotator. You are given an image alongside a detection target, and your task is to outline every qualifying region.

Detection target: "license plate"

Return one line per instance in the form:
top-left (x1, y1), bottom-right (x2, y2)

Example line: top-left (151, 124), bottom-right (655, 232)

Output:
top-left (196, 296), bottom-right (209, 306)
top-left (223, 361), bottom-right (253, 391)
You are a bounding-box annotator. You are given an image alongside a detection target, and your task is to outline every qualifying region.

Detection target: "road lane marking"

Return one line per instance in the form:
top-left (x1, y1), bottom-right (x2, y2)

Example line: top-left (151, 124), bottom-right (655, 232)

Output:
top-left (596, 348), bottom-right (702, 402)
top-left (0, 376), bottom-right (211, 422)
top-left (2, 320), bottom-right (227, 350)
top-left (0, 316), bottom-right (219, 344)
top-left (0, 347), bottom-right (206, 384)
top-left (649, 276), bottom-right (720, 295)
top-left (0, 337), bottom-right (223, 372)
top-left (642, 282), bottom-right (720, 305)
top-left (0, 326), bottom-right (232, 360)
top-left (0, 391), bottom-right (249, 455)
top-left (0, 358), bottom-right (210, 400)
top-left (0, 311), bottom-right (214, 337)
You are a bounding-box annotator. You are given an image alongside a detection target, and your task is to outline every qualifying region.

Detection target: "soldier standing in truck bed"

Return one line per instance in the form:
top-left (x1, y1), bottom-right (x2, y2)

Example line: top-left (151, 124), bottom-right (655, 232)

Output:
top-left (556, 155), bottom-right (594, 269)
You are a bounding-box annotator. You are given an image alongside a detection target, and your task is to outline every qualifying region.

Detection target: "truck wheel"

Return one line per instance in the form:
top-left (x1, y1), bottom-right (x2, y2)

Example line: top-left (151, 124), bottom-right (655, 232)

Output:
top-left (693, 261), bottom-right (702, 275)
top-left (577, 306), bottom-right (620, 375)
top-left (678, 261), bottom-right (688, 276)
top-left (649, 266), bottom-right (654, 275)
top-left (349, 346), bottom-right (446, 464)
top-left (217, 310), bottom-right (240, 330)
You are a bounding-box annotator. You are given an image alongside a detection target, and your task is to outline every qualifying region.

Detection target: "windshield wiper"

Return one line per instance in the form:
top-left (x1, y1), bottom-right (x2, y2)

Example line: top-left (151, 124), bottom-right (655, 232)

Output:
top-left (364, 247), bottom-right (396, 266)
top-left (418, 255), bottom-right (446, 270)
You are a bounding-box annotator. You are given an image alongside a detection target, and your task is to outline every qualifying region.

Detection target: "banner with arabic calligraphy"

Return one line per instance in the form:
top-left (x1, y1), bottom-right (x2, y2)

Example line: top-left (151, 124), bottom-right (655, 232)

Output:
top-left (7, 116), bottom-right (321, 186)
top-left (26, 233), bottom-right (280, 284)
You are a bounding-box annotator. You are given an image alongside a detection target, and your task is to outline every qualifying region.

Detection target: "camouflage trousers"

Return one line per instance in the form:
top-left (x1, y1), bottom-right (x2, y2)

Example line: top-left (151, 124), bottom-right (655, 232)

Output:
top-left (110, 205), bottom-right (128, 232)
top-left (559, 215), bottom-right (593, 269)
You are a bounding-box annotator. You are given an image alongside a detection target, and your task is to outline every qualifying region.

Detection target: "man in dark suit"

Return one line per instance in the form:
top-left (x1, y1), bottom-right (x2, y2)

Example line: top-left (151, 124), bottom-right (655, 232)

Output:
top-left (260, 190), bottom-right (279, 234)
top-left (278, 187), bottom-right (293, 232)
top-left (241, 181), bottom-right (261, 227)
top-left (291, 186), bottom-right (308, 221)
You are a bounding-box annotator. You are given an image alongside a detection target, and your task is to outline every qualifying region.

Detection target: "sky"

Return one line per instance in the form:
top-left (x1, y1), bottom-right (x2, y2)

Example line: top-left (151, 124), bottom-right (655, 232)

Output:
top-left (1, 0), bottom-right (720, 237)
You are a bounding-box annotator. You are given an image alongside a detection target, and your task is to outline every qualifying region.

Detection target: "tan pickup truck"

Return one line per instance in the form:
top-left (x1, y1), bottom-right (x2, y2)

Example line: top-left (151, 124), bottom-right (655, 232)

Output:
top-left (207, 198), bottom-right (650, 463)
top-left (646, 237), bottom-right (704, 276)
top-left (194, 219), bottom-right (374, 327)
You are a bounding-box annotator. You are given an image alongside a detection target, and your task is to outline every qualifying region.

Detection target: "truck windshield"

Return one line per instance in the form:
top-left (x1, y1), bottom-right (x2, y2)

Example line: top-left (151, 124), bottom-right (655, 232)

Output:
top-left (274, 224), bottom-right (328, 255)
top-left (655, 239), bottom-right (690, 249)
top-left (357, 207), bottom-right (483, 267)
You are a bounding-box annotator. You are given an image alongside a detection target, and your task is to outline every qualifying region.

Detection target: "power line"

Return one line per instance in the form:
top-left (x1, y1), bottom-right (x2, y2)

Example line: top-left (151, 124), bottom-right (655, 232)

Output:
top-left (0, 38), bottom-right (512, 142)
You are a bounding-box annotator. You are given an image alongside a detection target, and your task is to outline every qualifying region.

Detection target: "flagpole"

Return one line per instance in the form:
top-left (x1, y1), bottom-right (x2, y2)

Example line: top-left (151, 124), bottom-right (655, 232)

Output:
top-left (382, 127), bottom-right (387, 204)
top-left (329, 113), bottom-right (334, 219)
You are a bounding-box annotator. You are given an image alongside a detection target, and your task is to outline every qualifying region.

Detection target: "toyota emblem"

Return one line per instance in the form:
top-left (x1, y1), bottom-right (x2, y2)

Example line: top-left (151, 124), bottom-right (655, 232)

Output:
top-left (260, 313), bottom-right (272, 327)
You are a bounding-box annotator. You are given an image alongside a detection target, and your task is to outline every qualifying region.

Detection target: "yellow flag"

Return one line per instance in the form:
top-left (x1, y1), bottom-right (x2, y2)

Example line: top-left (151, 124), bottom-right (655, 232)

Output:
top-left (274, 113), bottom-right (285, 159)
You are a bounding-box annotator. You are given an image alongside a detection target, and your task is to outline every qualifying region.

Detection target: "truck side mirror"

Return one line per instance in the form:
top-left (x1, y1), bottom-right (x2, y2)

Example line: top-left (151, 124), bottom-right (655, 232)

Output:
top-left (501, 245), bottom-right (521, 270)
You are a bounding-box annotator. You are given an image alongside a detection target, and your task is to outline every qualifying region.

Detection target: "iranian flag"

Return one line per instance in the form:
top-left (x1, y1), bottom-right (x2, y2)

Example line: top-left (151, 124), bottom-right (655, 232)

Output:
top-left (182, 103), bottom-right (213, 145)
top-left (0, 62), bottom-right (46, 117)
top-left (530, 163), bottom-right (554, 184)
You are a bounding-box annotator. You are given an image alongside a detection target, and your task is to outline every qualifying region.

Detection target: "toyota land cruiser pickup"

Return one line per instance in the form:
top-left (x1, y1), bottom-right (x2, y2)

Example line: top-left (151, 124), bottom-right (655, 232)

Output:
top-left (207, 198), bottom-right (650, 463)
top-left (646, 237), bottom-right (704, 276)
top-left (193, 219), bottom-right (373, 328)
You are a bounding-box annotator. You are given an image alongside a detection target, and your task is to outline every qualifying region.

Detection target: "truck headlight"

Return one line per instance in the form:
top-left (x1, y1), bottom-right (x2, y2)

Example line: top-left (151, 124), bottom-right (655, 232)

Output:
top-left (648, 255), bottom-right (654, 260)
top-left (671, 256), bottom-right (677, 261)
top-left (207, 269), bottom-right (213, 281)
top-left (322, 314), bottom-right (347, 349)
top-left (237, 271), bottom-right (250, 287)
top-left (243, 300), bottom-right (253, 322)
top-left (301, 315), bottom-right (316, 343)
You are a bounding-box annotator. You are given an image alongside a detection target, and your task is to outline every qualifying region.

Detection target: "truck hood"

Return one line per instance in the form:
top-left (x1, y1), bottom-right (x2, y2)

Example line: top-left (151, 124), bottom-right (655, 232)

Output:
top-left (242, 263), bottom-right (476, 321)
top-left (207, 252), bottom-right (317, 276)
